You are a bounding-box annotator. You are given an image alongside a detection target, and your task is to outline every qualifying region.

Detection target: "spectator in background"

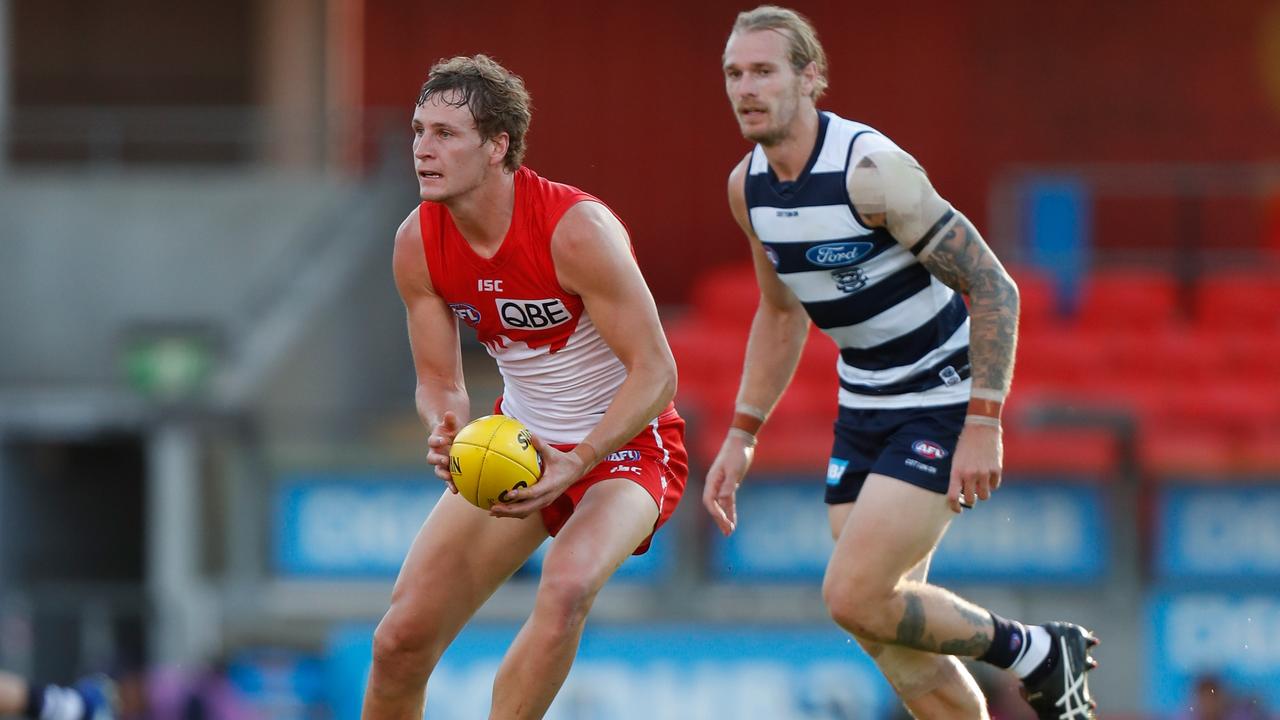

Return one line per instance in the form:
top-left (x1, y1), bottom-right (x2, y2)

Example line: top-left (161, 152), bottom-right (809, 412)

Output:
top-left (0, 669), bottom-right (116, 720)
top-left (113, 658), bottom-right (258, 720)
top-left (1179, 675), bottom-right (1271, 720)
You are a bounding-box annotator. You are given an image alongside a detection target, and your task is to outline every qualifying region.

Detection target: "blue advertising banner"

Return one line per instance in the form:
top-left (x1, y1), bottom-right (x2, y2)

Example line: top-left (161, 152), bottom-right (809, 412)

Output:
top-left (711, 481), bottom-right (1106, 583)
top-left (327, 623), bottom-right (895, 720)
top-left (1157, 485), bottom-right (1280, 582)
top-left (274, 474), bottom-right (670, 581)
top-left (1147, 592), bottom-right (1280, 714)
top-left (274, 473), bottom-right (433, 577)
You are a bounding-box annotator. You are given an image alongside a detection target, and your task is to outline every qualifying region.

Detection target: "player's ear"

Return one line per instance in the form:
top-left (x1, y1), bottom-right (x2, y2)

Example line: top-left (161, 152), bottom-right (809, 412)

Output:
top-left (488, 132), bottom-right (510, 167)
top-left (799, 61), bottom-right (818, 97)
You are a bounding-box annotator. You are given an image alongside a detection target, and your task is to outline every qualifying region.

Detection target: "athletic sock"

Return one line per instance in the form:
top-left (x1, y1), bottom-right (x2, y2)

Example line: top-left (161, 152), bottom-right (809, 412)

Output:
top-left (977, 611), bottom-right (1029, 669)
top-left (1013, 625), bottom-right (1054, 681)
top-left (25, 685), bottom-right (88, 720)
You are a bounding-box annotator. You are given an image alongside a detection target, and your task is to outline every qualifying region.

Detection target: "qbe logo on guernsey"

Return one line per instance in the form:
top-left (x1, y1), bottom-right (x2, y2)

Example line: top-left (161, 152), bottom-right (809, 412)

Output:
top-left (496, 297), bottom-right (572, 330)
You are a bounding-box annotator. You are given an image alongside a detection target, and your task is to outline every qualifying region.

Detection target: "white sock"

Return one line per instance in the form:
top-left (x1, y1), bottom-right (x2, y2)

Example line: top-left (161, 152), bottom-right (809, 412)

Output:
top-left (1011, 624), bottom-right (1053, 679)
top-left (39, 686), bottom-right (86, 720)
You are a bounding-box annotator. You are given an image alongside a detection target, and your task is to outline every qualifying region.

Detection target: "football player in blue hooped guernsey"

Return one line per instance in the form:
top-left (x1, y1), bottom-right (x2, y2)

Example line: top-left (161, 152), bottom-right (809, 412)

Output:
top-left (703, 6), bottom-right (1099, 720)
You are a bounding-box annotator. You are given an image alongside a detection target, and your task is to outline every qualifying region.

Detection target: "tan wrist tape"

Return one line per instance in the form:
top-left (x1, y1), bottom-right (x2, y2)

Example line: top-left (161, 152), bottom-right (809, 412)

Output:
top-left (967, 396), bottom-right (1004, 419)
top-left (730, 412), bottom-right (764, 436)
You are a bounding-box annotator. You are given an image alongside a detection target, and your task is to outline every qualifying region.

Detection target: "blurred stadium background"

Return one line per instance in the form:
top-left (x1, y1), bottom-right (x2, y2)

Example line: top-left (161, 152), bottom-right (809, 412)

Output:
top-left (2, 0), bottom-right (1279, 718)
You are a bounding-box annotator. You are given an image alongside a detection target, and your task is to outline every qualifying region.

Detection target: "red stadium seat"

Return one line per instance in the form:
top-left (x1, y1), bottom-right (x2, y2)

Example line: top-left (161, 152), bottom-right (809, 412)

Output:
top-left (1003, 427), bottom-right (1120, 477)
top-left (1200, 328), bottom-right (1280, 386)
top-left (1193, 271), bottom-right (1280, 331)
top-left (1237, 426), bottom-right (1280, 472)
top-left (1076, 268), bottom-right (1180, 332)
top-left (689, 262), bottom-right (760, 328)
top-left (1006, 264), bottom-right (1061, 327)
top-left (1150, 384), bottom-right (1280, 436)
top-left (1014, 329), bottom-right (1110, 389)
top-left (750, 420), bottom-right (832, 475)
top-left (1138, 425), bottom-right (1235, 476)
top-left (1099, 327), bottom-right (1219, 387)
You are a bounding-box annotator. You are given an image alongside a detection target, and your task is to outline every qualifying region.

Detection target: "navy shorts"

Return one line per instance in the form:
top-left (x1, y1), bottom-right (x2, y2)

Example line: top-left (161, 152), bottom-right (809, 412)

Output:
top-left (825, 402), bottom-right (967, 504)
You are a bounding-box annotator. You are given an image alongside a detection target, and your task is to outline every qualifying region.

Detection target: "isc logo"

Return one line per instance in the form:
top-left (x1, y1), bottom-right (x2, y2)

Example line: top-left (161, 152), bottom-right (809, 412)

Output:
top-left (497, 298), bottom-right (572, 330)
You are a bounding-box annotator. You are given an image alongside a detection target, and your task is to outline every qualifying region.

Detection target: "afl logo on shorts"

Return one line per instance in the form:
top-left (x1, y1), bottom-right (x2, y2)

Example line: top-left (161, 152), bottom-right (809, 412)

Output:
top-left (912, 440), bottom-right (948, 460)
top-left (449, 303), bottom-right (481, 327)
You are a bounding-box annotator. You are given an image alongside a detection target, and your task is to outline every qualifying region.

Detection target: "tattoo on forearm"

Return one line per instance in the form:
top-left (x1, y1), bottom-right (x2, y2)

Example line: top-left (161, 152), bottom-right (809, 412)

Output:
top-left (918, 217), bottom-right (1020, 393)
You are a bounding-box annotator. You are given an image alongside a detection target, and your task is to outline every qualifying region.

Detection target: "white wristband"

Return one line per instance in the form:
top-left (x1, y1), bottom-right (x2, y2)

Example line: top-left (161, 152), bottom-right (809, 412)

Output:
top-left (964, 414), bottom-right (1002, 428)
top-left (728, 427), bottom-right (758, 447)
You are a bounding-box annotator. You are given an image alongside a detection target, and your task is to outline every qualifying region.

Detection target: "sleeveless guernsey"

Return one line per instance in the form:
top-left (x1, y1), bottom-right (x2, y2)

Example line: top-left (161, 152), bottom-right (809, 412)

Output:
top-left (420, 166), bottom-right (629, 443)
top-left (744, 111), bottom-right (971, 409)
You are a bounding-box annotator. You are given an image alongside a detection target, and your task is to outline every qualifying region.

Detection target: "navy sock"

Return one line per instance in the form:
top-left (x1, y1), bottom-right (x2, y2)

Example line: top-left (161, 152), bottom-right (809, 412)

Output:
top-left (977, 611), bottom-right (1028, 668)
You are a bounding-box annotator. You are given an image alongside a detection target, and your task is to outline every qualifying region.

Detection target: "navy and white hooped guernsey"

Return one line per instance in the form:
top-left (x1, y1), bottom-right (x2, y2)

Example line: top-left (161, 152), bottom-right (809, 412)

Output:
top-left (744, 111), bottom-right (971, 409)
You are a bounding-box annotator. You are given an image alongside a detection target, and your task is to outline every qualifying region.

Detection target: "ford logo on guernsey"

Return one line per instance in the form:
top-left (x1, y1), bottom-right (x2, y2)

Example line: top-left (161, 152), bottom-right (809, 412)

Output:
top-left (806, 241), bottom-right (874, 268)
top-left (912, 440), bottom-right (948, 460)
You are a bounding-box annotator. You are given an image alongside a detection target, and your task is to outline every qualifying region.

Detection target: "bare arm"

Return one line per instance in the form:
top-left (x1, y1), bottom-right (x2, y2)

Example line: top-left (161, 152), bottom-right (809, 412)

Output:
top-left (552, 201), bottom-right (678, 464)
top-left (848, 151), bottom-right (1020, 394)
top-left (917, 215), bottom-right (1019, 394)
top-left (391, 209), bottom-right (470, 484)
top-left (703, 157), bottom-right (811, 535)
top-left (729, 156), bottom-right (812, 418)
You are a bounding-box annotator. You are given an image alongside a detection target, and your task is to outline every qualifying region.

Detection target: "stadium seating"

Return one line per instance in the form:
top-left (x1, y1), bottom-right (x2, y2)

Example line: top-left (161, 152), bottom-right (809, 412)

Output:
top-left (1193, 271), bottom-right (1280, 331)
top-left (1076, 268), bottom-right (1180, 333)
top-left (671, 263), bottom-right (1278, 482)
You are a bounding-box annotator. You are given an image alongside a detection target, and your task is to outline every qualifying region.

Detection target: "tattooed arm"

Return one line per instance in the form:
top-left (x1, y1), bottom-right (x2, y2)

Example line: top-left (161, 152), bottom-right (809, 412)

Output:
top-left (849, 150), bottom-right (1020, 513)
top-left (917, 214), bottom-right (1020, 394)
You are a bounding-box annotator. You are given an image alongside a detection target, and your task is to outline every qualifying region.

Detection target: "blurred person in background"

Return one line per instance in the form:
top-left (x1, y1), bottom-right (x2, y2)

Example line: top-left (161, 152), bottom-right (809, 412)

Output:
top-left (703, 6), bottom-right (1098, 719)
top-left (1178, 676), bottom-right (1271, 720)
top-left (0, 670), bottom-right (116, 720)
top-left (112, 657), bottom-right (257, 720)
top-left (360, 54), bottom-right (686, 720)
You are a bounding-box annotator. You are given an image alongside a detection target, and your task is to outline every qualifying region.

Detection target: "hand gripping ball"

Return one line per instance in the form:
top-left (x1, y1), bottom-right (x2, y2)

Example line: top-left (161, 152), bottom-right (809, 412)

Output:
top-left (448, 415), bottom-right (542, 510)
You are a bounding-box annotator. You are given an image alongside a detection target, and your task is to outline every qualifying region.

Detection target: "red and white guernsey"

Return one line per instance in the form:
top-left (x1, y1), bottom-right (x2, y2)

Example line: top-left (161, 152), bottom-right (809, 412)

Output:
top-left (420, 166), bottom-right (630, 445)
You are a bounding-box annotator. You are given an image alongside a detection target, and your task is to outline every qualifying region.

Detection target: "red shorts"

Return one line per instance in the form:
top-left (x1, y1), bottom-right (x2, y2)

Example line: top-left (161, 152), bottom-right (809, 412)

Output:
top-left (499, 402), bottom-right (688, 555)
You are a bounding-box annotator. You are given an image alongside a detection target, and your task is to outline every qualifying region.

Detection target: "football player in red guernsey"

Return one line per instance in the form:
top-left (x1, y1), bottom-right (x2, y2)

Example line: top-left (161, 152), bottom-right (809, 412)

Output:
top-left (360, 55), bottom-right (687, 720)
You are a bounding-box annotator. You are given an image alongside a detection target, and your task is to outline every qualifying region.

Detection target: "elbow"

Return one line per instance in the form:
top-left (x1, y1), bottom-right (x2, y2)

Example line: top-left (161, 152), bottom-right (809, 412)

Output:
top-left (1003, 273), bottom-right (1021, 318)
top-left (659, 352), bottom-right (678, 407)
top-left (648, 349), bottom-right (678, 408)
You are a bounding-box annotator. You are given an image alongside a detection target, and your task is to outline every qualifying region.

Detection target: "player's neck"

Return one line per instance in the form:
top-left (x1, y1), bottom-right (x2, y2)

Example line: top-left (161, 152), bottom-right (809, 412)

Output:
top-left (761, 108), bottom-right (819, 182)
top-left (445, 169), bottom-right (516, 255)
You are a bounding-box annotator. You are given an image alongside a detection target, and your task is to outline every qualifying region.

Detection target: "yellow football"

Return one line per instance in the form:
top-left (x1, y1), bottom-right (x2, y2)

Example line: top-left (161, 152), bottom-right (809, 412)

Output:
top-left (448, 415), bottom-right (542, 510)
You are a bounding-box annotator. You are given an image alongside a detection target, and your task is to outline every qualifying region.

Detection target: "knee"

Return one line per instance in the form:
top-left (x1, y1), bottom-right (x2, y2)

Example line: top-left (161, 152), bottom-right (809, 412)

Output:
top-left (370, 607), bottom-right (444, 677)
top-left (535, 570), bottom-right (600, 631)
top-left (822, 568), bottom-right (894, 640)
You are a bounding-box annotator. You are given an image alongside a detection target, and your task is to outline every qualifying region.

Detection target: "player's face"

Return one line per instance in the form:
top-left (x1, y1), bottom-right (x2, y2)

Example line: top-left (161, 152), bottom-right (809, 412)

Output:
top-left (723, 30), bottom-right (810, 146)
top-left (411, 93), bottom-right (501, 202)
